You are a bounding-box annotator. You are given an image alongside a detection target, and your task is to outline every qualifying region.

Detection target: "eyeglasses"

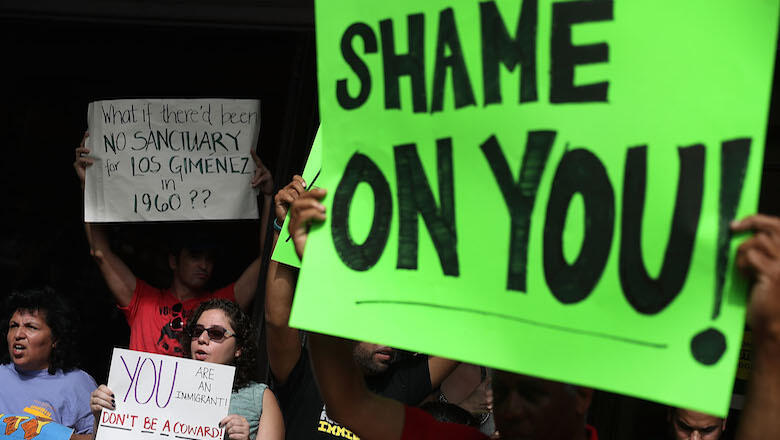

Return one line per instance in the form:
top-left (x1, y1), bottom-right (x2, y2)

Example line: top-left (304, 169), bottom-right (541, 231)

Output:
top-left (191, 325), bottom-right (235, 342)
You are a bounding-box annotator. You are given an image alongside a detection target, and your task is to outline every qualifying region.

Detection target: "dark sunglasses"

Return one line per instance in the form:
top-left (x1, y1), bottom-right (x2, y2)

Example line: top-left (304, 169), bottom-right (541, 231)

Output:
top-left (191, 325), bottom-right (235, 342)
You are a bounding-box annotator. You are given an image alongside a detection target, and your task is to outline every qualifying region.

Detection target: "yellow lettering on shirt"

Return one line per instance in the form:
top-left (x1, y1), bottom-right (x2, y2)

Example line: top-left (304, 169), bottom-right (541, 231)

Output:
top-left (316, 420), bottom-right (361, 439)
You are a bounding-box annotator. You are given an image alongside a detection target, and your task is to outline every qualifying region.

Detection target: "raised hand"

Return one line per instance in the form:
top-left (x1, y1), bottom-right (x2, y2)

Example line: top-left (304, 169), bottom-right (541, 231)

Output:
top-left (732, 214), bottom-right (780, 343)
top-left (89, 384), bottom-right (115, 421)
top-left (73, 132), bottom-right (93, 190)
top-left (288, 188), bottom-right (327, 260)
top-left (250, 149), bottom-right (274, 196)
top-left (273, 175), bottom-right (306, 225)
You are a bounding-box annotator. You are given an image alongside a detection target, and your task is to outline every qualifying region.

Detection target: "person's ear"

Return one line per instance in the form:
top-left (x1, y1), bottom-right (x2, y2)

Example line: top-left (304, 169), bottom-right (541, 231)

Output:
top-left (235, 348), bottom-right (242, 359)
top-left (168, 254), bottom-right (177, 271)
top-left (722, 417), bottom-right (727, 432)
top-left (574, 387), bottom-right (594, 416)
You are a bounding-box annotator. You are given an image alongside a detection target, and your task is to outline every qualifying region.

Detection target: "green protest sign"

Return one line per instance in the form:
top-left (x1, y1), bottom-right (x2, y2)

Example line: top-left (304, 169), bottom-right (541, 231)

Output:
top-left (271, 128), bottom-right (322, 267)
top-left (291, 0), bottom-right (779, 415)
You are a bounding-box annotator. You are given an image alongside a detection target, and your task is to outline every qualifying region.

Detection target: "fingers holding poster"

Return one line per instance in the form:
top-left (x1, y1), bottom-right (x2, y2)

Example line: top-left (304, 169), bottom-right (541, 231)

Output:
top-left (290, 0), bottom-right (780, 416)
top-left (95, 348), bottom-right (235, 440)
top-left (84, 99), bottom-right (261, 222)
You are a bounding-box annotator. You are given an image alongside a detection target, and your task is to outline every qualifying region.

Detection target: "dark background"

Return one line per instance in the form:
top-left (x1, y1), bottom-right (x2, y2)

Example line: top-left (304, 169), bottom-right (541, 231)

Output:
top-left (0, 0), bottom-right (319, 384)
top-left (1, 2), bottom-right (777, 439)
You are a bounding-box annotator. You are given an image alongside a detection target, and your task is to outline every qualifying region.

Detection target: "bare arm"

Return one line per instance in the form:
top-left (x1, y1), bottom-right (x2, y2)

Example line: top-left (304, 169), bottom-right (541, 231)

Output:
top-left (233, 150), bottom-right (275, 310)
top-left (258, 388), bottom-right (285, 440)
top-left (85, 223), bottom-right (137, 307)
top-left (252, 149), bottom-right (274, 256)
top-left (428, 357), bottom-right (459, 390)
top-left (265, 249), bottom-right (302, 384)
top-left (308, 333), bottom-right (405, 440)
top-left (75, 132), bottom-right (137, 307)
top-left (264, 176), bottom-right (307, 383)
top-left (233, 254), bottom-right (262, 312)
top-left (287, 188), bottom-right (404, 439)
top-left (732, 215), bottom-right (780, 440)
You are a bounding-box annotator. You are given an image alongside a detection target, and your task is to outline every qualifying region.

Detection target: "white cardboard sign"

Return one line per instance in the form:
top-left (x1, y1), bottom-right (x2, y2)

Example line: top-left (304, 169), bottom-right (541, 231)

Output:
top-left (85, 98), bottom-right (261, 222)
top-left (95, 348), bottom-right (235, 440)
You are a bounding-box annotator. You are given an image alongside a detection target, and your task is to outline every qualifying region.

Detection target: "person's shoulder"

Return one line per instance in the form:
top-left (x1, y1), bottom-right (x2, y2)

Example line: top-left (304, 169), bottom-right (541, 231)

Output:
top-left (250, 381), bottom-right (269, 390)
top-left (249, 382), bottom-right (269, 400)
top-left (0, 363), bottom-right (14, 377)
top-left (238, 381), bottom-right (268, 393)
top-left (135, 278), bottom-right (163, 293)
top-left (209, 283), bottom-right (236, 300)
top-left (124, 278), bottom-right (167, 303)
top-left (269, 349), bottom-right (317, 407)
top-left (60, 368), bottom-right (98, 389)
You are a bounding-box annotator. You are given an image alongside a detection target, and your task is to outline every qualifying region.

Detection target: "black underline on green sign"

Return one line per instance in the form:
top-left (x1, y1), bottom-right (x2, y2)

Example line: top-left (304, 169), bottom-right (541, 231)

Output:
top-left (354, 300), bottom-right (668, 349)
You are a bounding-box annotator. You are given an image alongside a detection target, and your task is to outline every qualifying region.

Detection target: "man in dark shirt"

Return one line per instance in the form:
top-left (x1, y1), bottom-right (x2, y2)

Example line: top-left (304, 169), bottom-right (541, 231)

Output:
top-left (266, 178), bottom-right (456, 439)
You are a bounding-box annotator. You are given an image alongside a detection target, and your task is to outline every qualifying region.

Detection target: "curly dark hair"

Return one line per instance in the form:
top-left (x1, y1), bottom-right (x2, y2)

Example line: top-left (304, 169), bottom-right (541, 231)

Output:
top-left (180, 299), bottom-right (259, 391)
top-left (1, 287), bottom-right (81, 374)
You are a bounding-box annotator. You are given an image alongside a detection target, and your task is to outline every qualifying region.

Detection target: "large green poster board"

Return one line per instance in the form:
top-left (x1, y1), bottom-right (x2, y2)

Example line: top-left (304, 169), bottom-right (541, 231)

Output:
top-left (271, 128), bottom-right (322, 267)
top-left (291, 0), bottom-right (779, 415)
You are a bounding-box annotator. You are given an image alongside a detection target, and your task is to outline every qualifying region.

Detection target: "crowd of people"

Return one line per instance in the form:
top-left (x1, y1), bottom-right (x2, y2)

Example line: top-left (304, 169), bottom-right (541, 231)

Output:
top-left (1, 135), bottom-right (779, 440)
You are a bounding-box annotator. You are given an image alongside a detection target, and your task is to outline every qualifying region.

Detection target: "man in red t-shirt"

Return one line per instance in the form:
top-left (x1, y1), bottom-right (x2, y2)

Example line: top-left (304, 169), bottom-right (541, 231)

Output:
top-left (74, 132), bottom-right (273, 356)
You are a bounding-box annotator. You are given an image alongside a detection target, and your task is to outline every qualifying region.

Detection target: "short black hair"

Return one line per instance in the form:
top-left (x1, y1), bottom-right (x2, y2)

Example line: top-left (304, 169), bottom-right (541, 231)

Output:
top-left (1, 287), bottom-right (81, 374)
top-left (180, 299), bottom-right (259, 391)
top-left (167, 224), bottom-right (221, 258)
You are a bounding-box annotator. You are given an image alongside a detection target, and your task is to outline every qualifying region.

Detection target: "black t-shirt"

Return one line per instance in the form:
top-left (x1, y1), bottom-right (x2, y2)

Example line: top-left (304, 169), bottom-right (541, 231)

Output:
top-left (272, 348), bottom-right (432, 440)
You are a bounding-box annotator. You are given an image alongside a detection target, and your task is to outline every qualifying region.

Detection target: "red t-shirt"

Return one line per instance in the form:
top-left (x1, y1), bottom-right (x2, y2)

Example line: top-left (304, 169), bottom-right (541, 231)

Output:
top-left (119, 279), bottom-right (235, 356)
top-left (401, 406), bottom-right (487, 440)
top-left (400, 406), bottom-right (598, 440)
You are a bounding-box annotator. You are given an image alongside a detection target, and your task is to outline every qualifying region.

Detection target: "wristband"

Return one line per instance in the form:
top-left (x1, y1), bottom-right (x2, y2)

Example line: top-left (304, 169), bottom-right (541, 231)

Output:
top-left (273, 218), bottom-right (283, 232)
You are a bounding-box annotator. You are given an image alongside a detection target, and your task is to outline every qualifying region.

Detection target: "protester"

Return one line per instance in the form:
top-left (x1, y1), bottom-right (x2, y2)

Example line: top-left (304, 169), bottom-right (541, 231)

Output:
top-left (288, 189), bottom-right (780, 440)
top-left (667, 407), bottom-right (725, 440)
top-left (91, 299), bottom-right (283, 440)
top-left (265, 177), bottom-right (457, 439)
top-left (731, 215), bottom-right (780, 439)
top-left (0, 287), bottom-right (98, 439)
top-left (74, 132), bottom-right (274, 356)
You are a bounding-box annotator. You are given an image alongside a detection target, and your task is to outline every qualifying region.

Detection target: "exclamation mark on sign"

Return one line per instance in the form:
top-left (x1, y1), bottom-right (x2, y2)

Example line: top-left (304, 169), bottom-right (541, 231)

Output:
top-left (690, 138), bottom-right (751, 365)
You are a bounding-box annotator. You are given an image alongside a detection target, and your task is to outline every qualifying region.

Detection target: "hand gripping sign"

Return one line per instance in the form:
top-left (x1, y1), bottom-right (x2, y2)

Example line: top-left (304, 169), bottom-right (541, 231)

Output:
top-left (84, 98), bottom-right (261, 222)
top-left (95, 348), bottom-right (235, 440)
top-left (289, 0), bottom-right (780, 416)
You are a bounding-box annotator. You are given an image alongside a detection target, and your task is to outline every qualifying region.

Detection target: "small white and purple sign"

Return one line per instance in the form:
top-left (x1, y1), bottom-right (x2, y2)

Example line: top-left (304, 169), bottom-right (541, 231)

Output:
top-left (95, 348), bottom-right (235, 440)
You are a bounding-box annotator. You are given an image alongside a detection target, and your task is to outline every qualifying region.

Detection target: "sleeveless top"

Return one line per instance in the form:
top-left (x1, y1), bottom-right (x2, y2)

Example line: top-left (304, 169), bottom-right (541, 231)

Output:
top-left (228, 382), bottom-right (268, 440)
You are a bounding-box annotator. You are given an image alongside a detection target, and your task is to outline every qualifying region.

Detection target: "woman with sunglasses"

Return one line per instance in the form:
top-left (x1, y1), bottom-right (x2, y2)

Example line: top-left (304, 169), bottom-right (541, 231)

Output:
top-left (90, 299), bottom-right (284, 440)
